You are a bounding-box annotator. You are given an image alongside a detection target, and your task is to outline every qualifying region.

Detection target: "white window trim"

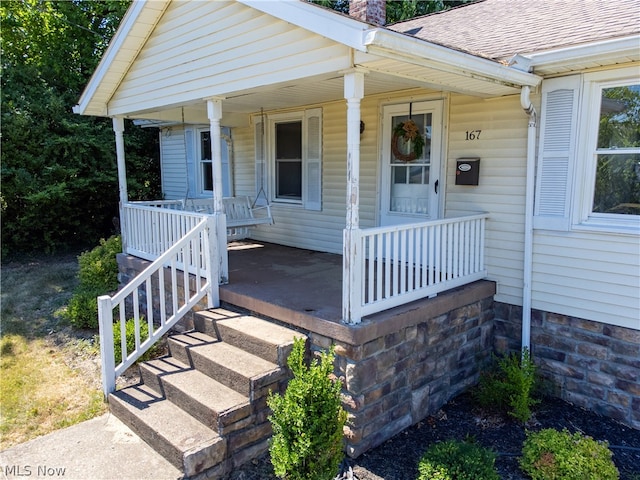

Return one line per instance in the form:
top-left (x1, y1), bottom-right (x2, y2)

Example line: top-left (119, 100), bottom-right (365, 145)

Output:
top-left (269, 111), bottom-right (304, 206)
top-left (573, 67), bottom-right (640, 235)
top-left (196, 127), bottom-right (213, 196)
top-left (255, 108), bottom-right (322, 211)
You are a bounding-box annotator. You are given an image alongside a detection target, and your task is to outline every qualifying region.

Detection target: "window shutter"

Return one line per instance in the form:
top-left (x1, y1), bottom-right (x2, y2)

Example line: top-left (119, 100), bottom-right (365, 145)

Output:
top-left (254, 119), bottom-right (267, 206)
top-left (304, 108), bottom-right (322, 211)
top-left (221, 127), bottom-right (232, 198)
top-left (534, 75), bottom-right (581, 231)
top-left (184, 127), bottom-right (196, 199)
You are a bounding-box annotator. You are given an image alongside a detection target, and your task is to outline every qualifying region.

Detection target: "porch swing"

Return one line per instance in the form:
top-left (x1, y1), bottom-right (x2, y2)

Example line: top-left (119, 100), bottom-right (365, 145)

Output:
top-left (180, 110), bottom-right (273, 240)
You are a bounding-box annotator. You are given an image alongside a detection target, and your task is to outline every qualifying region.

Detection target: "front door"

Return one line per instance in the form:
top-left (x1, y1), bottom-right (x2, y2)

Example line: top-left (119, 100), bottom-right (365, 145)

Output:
top-left (380, 101), bottom-right (443, 226)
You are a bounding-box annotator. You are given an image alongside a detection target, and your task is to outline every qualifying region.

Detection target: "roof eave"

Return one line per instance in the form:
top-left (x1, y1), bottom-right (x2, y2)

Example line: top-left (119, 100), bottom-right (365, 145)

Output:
top-left (237, 0), bottom-right (370, 51)
top-left (73, 0), bottom-right (170, 116)
top-left (525, 35), bottom-right (640, 74)
top-left (363, 29), bottom-right (542, 90)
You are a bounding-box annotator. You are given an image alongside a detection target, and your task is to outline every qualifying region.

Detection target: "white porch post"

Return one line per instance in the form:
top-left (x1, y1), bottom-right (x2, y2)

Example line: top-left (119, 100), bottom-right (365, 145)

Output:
top-left (207, 98), bottom-right (229, 284)
top-left (112, 116), bottom-right (128, 251)
top-left (343, 71), bottom-right (365, 323)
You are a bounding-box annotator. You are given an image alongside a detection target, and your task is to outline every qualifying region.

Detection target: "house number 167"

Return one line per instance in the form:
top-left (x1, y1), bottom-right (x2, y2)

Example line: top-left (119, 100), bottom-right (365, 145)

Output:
top-left (465, 130), bottom-right (482, 140)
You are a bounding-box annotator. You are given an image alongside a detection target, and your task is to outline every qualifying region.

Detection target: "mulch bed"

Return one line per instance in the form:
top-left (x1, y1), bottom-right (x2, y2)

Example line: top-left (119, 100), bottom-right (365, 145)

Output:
top-left (225, 392), bottom-right (640, 480)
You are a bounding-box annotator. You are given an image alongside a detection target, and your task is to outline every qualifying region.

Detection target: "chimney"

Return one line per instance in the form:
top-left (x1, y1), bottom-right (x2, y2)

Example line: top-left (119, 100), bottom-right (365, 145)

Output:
top-left (349, 0), bottom-right (386, 26)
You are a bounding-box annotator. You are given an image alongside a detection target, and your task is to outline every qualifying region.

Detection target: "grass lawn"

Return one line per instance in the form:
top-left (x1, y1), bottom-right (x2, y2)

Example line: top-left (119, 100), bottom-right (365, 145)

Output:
top-left (0, 255), bottom-right (107, 450)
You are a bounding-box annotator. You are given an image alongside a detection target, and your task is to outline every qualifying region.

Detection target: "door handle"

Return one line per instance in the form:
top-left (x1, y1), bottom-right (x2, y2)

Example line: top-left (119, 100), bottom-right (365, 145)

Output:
top-left (434, 180), bottom-right (439, 194)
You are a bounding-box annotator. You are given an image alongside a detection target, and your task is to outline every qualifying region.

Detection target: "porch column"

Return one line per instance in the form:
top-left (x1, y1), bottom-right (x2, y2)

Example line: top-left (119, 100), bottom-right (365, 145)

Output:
top-left (343, 71), bottom-right (364, 323)
top-left (112, 117), bottom-right (128, 205)
top-left (206, 98), bottom-right (229, 284)
top-left (112, 117), bottom-right (128, 252)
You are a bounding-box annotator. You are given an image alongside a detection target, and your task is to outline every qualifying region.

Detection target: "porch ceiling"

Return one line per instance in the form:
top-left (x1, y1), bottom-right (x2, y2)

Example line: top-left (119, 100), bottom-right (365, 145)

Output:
top-left (130, 61), bottom-right (523, 127)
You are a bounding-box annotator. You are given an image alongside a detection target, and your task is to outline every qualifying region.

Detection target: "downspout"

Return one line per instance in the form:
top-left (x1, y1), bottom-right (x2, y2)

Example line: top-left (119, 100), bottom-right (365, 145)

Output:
top-left (520, 86), bottom-right (537, 352)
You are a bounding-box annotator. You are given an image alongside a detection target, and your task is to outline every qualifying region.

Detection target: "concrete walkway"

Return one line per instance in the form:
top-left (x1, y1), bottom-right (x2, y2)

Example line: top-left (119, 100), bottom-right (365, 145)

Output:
top-left (0, 414), bottom-right (182, 480)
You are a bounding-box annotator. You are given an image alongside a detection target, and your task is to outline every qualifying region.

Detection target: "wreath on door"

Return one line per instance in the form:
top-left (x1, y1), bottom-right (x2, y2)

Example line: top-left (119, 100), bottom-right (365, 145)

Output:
top-left (391, 119), bottom-right (425, 162)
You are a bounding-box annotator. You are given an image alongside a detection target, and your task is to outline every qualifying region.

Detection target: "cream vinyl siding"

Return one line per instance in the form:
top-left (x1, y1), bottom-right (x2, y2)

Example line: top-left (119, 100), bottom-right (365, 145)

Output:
top-left (529, 68), bottom-right (640, 331)
top-left (532, 230), bottom-right (639, 329)
top-left (230, 98), bottom-right (381, 254)
top-left (107, 1), bottom-right (350, 116)
top-left (445, 90), bottom-right (639, 330)
top-left (446, 94), bottom-right (529, 306)
top-left (160, 126), bottom-right (188, 200)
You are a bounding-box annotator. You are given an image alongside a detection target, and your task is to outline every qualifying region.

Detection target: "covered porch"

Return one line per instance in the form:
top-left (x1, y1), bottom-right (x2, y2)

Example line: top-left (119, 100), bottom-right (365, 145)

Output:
top-left (80, 0), bottom-right (539, 395)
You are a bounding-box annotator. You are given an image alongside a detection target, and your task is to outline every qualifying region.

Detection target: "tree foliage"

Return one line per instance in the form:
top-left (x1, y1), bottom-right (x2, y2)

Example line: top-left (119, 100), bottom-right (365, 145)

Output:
top-left (1, 0), bottom-right (160, 258)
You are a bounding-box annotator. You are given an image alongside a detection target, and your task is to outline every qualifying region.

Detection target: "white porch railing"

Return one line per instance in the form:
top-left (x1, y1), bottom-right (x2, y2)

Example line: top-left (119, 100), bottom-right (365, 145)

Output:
top-left (347, 213), bottom-right (488, 323)
top-left (121, 202), bottom-right (203, 264)
top-left (98, 215), bottom-right (216, 396)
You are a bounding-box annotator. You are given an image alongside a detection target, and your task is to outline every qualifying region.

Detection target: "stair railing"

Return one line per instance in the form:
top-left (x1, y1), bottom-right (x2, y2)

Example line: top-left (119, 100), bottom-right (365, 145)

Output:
top-left (98, 216), bottom-right (217, 397)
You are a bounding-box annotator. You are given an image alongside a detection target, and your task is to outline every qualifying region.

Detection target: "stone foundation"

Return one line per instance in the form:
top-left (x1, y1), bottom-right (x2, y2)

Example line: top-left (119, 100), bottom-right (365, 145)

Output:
top-left (309, 294), bottom-right (495, 457)
top-left (494, 302), bottom-right (640, 429)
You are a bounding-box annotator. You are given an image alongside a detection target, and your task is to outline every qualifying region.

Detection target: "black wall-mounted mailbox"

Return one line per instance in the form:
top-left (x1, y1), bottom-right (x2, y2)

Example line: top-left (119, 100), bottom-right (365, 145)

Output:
top-left (456, 157), bottom-right (480, 185)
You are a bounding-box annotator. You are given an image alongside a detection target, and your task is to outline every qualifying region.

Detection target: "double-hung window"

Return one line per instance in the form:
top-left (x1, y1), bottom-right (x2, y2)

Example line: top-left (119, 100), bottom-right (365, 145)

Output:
top-left (199, 130), bottom-right (213, 193)
top-left (274, 120), bottom-right (303, 202)
top-left (589, 81), bottom-right (640, 219)
top-left (254, 108), bottom-right (322, 211)
top-left (534, 66), bottom-right (640, 232)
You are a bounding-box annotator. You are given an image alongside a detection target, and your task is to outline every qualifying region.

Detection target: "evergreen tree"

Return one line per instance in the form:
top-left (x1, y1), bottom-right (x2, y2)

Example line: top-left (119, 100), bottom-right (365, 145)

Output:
top-left (1, 0), bottom-right (160, 257)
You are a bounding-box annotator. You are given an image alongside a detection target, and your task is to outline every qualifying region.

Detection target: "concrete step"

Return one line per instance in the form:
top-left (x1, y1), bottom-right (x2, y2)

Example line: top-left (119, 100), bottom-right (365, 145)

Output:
top-left (195, 308), bottom-right (304, 366)
top-left (139, 357), bottom-right (252, 434)
top-left (109, 384), bottom-right (226, 478)
top-left (168, 331), bottom-right (285, 398)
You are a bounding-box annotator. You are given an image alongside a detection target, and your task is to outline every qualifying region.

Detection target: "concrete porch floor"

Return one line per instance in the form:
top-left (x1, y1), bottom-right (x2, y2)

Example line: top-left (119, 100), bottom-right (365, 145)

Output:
top-left (223, 240), bottom-right (343, 321)
top-left (219, 240), bottom-right (496, 346)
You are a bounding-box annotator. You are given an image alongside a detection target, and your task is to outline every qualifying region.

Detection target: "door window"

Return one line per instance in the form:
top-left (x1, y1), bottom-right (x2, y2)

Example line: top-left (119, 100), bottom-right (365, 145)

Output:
top-left (381, 101), bottom-right (442, 226)
top-left (390, 113), bottom-right (432, 214)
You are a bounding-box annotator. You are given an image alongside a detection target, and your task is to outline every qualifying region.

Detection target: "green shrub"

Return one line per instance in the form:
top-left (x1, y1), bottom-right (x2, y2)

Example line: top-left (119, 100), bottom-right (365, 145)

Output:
top-left (417, 439), bottom-right (500, 480)
top-left (66, 290), bottom-right (99, 329)
top-left (65, 236), bottom-right (121, 329)
top-left (77, 235), bottom-right (121, 292)
top-left (475, 347), bottom-right (539, 422)
top-left (268, 337), bottom-right (347, 480)
top-left (520, 428), bottom-right (619, 480)
top-left (113, 318), bottom-right (159, 365)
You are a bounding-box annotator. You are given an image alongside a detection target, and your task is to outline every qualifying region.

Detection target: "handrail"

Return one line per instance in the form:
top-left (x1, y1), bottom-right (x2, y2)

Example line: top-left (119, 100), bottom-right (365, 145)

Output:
top-left (98, 216), bottom-right (215, 396)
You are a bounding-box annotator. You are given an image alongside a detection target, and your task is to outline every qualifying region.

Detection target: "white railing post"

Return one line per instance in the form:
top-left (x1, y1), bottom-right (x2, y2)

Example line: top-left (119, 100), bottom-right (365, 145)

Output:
top-left (98, 295), bottom-right (115, 397)
top-left (206, 215), bottom-right (221, 307)
top-left (216, 212), bottom-right (228, 285)
top-left (343, 228), bottom-right (363, 323)
top-left (119, 202), bottom-right (128, 254)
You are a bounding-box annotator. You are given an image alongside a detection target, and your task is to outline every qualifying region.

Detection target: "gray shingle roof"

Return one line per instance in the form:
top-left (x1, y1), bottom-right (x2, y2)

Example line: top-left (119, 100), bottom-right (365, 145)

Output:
top-left (388, 0), bottom-right (640, 61)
